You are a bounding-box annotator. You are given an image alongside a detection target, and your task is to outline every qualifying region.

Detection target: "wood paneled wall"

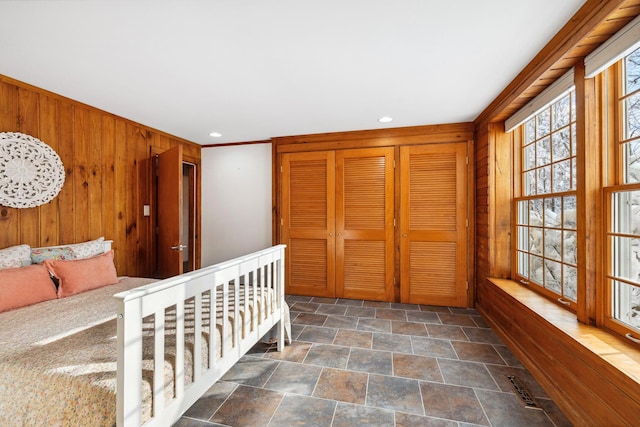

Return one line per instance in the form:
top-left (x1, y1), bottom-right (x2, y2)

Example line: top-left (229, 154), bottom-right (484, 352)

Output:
top-left (0, 75), bottom-right (201, 277)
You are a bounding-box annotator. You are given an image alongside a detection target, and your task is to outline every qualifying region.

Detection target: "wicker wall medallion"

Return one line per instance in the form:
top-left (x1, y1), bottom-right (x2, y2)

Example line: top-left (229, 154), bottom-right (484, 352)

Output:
top-left (0, 132), bottom-right (66, 208)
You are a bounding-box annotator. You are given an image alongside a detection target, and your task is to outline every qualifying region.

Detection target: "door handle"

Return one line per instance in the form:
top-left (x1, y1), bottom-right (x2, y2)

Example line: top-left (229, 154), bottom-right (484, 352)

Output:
top-left (171, 244), bottom-right (187, 251)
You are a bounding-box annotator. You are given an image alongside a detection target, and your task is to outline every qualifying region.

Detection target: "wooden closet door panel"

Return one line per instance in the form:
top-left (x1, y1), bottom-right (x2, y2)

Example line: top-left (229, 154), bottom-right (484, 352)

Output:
top-left (400, 143), bottom-right (467, 307)
top-left (282, 151), bottom-right (336, 297)
top-left (336, 147), bottom-right (394, 301)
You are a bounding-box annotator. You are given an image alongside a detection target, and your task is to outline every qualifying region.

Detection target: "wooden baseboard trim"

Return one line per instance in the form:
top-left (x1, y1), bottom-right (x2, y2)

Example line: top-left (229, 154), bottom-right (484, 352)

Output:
top-left (477, 277), bottom-right (640, 426)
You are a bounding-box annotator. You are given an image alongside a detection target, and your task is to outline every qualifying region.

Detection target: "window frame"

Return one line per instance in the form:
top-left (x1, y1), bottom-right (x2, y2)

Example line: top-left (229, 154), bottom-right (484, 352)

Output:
top-left (601, 53), bottom-right (640, 340)
top-left (512, 90), bottom-right (579, 312)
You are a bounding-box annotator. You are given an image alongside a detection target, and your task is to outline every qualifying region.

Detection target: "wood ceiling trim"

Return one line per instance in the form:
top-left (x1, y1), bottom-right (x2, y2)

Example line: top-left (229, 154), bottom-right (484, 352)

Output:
top-left (476, 0), bottom-right (640, 125)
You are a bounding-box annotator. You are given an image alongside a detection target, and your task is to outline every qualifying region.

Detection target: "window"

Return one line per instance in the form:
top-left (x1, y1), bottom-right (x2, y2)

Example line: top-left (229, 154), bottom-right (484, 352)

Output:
top-left (514, 91), bottom-right (578, 309)
top-left (604, 46), bottom-right (640, 338)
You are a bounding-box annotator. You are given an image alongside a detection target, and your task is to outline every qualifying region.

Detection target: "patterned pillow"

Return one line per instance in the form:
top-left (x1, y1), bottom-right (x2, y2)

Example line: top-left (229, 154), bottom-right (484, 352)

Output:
top-left (0, 244), bottom-right (32, 269)
top-left (31, 247), bottom-right (75, 264)
top-left (66, 237), bottom-right (105, 259)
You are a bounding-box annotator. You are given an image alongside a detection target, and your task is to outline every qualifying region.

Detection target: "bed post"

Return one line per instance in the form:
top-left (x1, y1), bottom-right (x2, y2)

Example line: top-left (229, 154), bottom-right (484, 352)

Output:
top-left (115, 293), bottom-right (144, 427)
top-left (277, 245), bottom-right (285, 352)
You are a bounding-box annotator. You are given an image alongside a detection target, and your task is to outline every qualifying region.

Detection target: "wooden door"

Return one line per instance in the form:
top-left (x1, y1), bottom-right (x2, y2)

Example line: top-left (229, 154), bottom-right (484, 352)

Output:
top-left (281, 151), bottom-right (336, 297)
top-left (400, 143), bottom-right (468, 306)
top-left (156, 145), bottom-right (184, 279)
top-left (336, 147), bottom-right (394, 301)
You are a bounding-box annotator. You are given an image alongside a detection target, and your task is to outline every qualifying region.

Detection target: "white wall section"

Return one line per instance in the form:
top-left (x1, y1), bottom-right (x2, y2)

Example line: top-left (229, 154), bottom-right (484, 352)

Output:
top-left (201, 143), bottom-right (272, 266)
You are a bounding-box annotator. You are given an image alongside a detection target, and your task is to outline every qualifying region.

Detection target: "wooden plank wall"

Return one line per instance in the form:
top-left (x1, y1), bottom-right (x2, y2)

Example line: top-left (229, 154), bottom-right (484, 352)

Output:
top-left (0, 75), bottom-right (201, 277)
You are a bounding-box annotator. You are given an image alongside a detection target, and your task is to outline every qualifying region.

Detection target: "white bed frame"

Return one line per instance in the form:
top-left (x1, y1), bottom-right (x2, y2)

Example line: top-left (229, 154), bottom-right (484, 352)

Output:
top-left (113, 245), bottom-right (286, 427)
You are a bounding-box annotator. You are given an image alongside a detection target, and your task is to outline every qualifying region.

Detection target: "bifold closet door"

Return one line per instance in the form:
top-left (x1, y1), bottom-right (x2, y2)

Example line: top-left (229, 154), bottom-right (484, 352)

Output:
top-left (400, 143), bottom-right (468, 307)
top-left (336, 147), bottom-right (394, 301)
top-left (281, 151), bottom-right (336, 297)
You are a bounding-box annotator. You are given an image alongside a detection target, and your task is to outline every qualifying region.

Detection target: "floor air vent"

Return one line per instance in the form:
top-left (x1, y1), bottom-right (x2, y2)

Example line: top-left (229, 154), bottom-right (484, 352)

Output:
top-left (507, 375), bottom-right (541, 410)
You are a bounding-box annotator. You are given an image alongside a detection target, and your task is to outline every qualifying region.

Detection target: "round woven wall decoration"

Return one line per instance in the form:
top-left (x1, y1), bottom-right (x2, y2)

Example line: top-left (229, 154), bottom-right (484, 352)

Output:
top-left (0, 132), bottom-right (66, 208)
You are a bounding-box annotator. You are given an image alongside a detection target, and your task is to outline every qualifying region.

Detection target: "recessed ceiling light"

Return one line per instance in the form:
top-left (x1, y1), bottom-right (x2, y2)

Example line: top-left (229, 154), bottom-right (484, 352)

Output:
top-left (209, 131), bottom-right (222, 137)
top-left (378, 116), bottom-right (393, 123)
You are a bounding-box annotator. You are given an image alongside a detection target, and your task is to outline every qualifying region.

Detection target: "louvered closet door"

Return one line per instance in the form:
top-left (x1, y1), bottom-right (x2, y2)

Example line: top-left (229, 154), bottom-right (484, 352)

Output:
top-left (336, 147), bottom-right (394, 301)
top-left (281, 151), bottom-right (336, 297)
top-left (400, 143), bottom-right (467, 307)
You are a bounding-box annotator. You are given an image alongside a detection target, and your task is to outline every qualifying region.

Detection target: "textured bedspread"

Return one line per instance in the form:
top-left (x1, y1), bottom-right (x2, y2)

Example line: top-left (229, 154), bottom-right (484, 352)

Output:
top-left (0, 277), bottom-right (290, 427)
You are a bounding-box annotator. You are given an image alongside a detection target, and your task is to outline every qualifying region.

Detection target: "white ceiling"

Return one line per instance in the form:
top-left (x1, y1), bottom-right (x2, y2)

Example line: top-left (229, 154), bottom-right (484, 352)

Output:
top-left (1, 1), bottom-right (586, 145)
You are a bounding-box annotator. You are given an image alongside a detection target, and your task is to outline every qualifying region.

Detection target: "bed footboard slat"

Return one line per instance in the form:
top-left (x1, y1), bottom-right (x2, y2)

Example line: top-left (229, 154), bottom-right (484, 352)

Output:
top-left (153, 308), bottom-right (165, 417)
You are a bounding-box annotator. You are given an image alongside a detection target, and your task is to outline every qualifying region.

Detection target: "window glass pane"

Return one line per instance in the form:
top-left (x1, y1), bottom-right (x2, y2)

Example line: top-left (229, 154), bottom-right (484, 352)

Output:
top-left (563, 230), bottom-right (577, 265)
top-left (612, 191), bottom-right (640, 234)
top-left (524, 170), bottom-right (536, 196)
top-left (571, 123), bottom-right (576, 158)
top-left (518, 251), bottom-right (529, 278)
top-left (544, 197), bottom-right (562, 228)
top-left (571, 158), bottom-right (577, 190)
top-left (624, 93), bottom-right (640, 140)
top-left (525, 118), bottom-right (536, 144)
top-left (530, 199), bottom-right (543, 226)
top-left (517, 200), bottom-right (528, 225)
top-left (544, 229), bottom-right (562, 260)
top-left (625, 49), bottom-right (640, 94)
top-left (611, 236), bottom-right (640, 283)
top-left (611, 280), bottom-right (640, 331)
top-left (552, 96), bottom-right (570, 131)
top-left (563, 195), bottom-right (577, 230)
top-left (544, 259), bottom-right (562, 293)
top-left (537, 108), bottom-right (551, 137)
top-left (538, 166), bottom-right (551, 194)
top-left (530, 227), bottom-right (543, 255)
top-left (571, 91), bottom-right (576, 123)
top-left (537, 137), bottom-right (551, 166)
top-left (564, 265), bottom-right (577, 301)
top-left (524, 144), bottom-right (536, 170)
top-left (530, 255), bottom-right (543, 285)
top-left (518, 226), bottom-right (529, 251)
top-left (624, 141), bottom-right (640, 184)
top-left (552, 160), bottom-right (571, 192)
top-left (552, 128), bottom-right (570, 161)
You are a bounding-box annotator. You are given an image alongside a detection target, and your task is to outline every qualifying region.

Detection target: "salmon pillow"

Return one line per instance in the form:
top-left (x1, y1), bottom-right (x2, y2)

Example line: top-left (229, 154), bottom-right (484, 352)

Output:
top-left (45, 250), bottom-right (118, 298)
top-left (0, 264), bottom-right (57, 313)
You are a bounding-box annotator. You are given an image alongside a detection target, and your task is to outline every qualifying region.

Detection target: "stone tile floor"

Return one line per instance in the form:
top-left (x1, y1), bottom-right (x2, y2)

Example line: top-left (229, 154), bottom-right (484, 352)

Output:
top-left (173, 295), bottom-right (572, 427)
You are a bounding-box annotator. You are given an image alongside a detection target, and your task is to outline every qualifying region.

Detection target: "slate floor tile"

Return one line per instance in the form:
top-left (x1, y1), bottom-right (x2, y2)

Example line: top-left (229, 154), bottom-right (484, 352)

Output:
top-left (372, 332), bottom-right (413, 353)
top-left (210, 385), bottom-right (283, 427)
top-left (313, 367), bottom-right (368, 404)
top-left (334, 329), bottom-right (373, 349)
top-left (347, 347), bottom-right (393, 375)
top-left (366, 374), bottom-right (424, 415)
top-left (393, 352), bottom-right (443, 382)
top-left (263, 360), bottom-right (322, 395)
top-left (411, 336), bottom-right (458, 358)
top-left (332, 402), bottom-right (395, 427)
top-left (268, 394), bottom-right (336, 427)
top-left (451, 341), bottom-right (506, 365)
top-left (420, 381), bottom-right (489, 425)
top-left (303, 343), bottom-right (351, 369)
